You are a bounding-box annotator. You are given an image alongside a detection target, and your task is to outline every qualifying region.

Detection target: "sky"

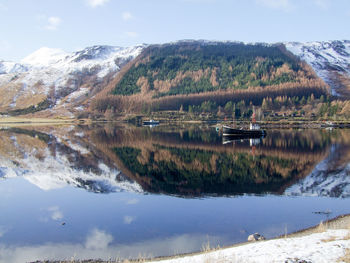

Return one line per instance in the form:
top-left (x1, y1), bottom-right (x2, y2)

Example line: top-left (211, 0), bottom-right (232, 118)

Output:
top-left (0, 0), bottom-right (349, 61)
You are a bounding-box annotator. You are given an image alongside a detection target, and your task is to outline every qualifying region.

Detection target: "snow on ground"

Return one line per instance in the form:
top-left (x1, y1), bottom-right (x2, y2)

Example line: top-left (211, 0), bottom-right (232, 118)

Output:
top-left (0, 61), bottom-right (28, 74)
top-left (19, 45), bottom-right (145, 85)
top-left (149, 229), bottom-right (350, 263)
top-left (21, 47), bottom-right (68, 67)
top-left (65, 87), bottom-right (89, 103)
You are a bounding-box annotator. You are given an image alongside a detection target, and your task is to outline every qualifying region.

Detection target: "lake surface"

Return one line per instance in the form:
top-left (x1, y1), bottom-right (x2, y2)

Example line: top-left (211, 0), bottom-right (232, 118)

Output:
top-left (0, 124), bottom-right (349, 262)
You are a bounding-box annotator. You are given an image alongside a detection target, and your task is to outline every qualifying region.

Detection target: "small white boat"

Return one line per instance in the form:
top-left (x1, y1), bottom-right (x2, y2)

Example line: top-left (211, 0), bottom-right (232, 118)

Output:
top-left (143, 119), bottom-right (160, 126)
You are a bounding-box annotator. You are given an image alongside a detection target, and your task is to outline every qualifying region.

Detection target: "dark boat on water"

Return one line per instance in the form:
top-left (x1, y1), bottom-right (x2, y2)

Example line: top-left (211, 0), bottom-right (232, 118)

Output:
top-left (222, 135), bottom-right (263, 145)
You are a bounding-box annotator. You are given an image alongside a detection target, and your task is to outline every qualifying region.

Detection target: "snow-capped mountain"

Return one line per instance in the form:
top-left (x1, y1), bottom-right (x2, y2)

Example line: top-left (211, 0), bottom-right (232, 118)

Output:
top-left (0, 44), bottom-right (146, 116)
top-left (285, 40), bottom-right (350, 97)
top-left (1, 40), bottom-right (350, 117)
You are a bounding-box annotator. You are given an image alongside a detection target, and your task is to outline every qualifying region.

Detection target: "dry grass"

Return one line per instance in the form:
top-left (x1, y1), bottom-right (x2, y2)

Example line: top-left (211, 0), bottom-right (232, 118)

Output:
top-left (337, 224), bottom-right (350, 263)
top-left (338, 249), bottom-right (350, 263)
top-left (0, 117), bottom-right (70, 122)
top-left (35, 259), bottom-right (147, 263)
top-left (315, 221), bottom-right (328, 233)
top-left (321, 236), bottom-right (337, 243)
top-left (0, 117), bottom-right (79, 126)
top-left (344, 233), bottom-right (350, 241)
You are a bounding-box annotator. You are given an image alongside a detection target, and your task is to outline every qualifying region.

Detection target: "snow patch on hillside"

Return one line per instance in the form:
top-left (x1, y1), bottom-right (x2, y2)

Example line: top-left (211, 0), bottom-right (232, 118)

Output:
top-left (285, 40), bottom-right (350, 96)
top-left (0, 44), bottom-right (146, 114)
top-left (21, 47), bottom-right (68, 67)
top-left (22, 45), bottom-right (144, 86)
top-left (0, 61), bottom-right (28, 74)
top-left (20, 45), bottom-right (144, 79)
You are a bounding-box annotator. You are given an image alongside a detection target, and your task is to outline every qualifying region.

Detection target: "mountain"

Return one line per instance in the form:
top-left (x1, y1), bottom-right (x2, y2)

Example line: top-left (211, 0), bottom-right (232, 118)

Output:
top-left (91, 41), bottom-right (328, 114)
top-left (1, 40), bottom-right (350, 118)
top-left (0, 44), bottom-right (145, 117)
top-left (285, 40), bottom-right (350, 97)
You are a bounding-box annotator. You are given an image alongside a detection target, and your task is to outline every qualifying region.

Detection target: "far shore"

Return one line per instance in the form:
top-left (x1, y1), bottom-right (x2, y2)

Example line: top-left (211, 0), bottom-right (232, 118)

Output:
top-left (2, 116), bottom-right (350, 128)
top-left (0, 116), bottom-right (91, 126)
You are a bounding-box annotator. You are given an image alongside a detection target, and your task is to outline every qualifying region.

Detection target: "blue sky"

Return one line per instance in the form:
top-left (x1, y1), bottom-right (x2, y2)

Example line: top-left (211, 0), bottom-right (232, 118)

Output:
top-left (0, 0), bottom-right (349, 61)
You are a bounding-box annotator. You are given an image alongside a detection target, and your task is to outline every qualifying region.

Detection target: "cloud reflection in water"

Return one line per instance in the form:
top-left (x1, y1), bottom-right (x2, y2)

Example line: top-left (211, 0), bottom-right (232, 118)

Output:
top-left (0, 231), bottom-right (223, 263)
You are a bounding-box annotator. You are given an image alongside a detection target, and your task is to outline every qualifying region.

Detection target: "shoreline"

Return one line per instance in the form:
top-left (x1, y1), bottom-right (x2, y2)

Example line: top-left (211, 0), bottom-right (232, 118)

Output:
top-left (31, 214), bottom-right (350, 263)
top-left (0, 117), bottom-right (92, 126)
top-left (283, 213), bottom-right (350, 238)
top-left (1, 116), bottom-right (350, 127)
top-left (144, 213), bottom-right (350, 262)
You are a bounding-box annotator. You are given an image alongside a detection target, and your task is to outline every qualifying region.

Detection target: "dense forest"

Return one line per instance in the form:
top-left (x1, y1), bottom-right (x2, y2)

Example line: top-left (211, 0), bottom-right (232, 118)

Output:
top-left (91, 41), bottom-right (328, 116)
top-left (113, 42), bottom-right (304, 96)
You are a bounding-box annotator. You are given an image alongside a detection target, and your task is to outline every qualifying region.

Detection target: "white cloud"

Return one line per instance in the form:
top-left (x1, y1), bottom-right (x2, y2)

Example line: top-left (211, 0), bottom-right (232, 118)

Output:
top-left (45, 16), bottom-right (62, 31)
top-left (125, 31), bottom-right (139, 38)
top-left (123, 215), bottom-right (136, 224)
top-left (87, 0), bottom-right (110, 8)
top-left (48, 206), bottom-right (63, 221)
top-left (122, 11), bottom-right (133, 21)
top-left (85, 228), bottom-right (113, 250)
top-left (39, 206), bottom-right (64, 222)
top-left (255, 0), bottom-right (293, 11)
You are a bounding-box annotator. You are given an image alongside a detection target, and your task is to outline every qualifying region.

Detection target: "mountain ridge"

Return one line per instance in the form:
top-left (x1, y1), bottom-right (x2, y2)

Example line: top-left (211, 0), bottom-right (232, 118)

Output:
top-left (285, 40), bottom-right (350, 97)
top-left (0, 40), bottom-right (349, 118)
top-left (0, 44), bottom-right (146, 117)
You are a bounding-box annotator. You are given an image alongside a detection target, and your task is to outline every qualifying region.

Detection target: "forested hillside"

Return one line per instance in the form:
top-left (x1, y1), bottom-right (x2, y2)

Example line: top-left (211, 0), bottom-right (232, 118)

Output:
top-left (115, 42), bottom-right (303, 96)
top-left (92, 41), bottom-right (328, 115)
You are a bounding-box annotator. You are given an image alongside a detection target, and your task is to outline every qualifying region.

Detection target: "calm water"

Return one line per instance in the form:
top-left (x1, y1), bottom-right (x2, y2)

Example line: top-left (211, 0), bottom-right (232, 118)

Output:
top-left (0, 124), bottom-right (349, 262)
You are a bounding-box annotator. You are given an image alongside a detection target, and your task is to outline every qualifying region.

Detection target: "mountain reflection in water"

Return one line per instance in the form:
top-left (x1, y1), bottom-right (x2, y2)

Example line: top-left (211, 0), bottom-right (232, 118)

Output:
top-left (1, 124), bottom-right (350, 197)
top-left (89, 125), bottom-right (340, 197)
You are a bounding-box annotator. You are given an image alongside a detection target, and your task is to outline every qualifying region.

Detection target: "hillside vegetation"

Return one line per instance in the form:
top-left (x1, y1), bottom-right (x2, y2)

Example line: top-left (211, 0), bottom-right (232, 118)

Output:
top-left (115, 42), bottom-right (303, 96)
top-left (91, 41), bottom-right (328, 115)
